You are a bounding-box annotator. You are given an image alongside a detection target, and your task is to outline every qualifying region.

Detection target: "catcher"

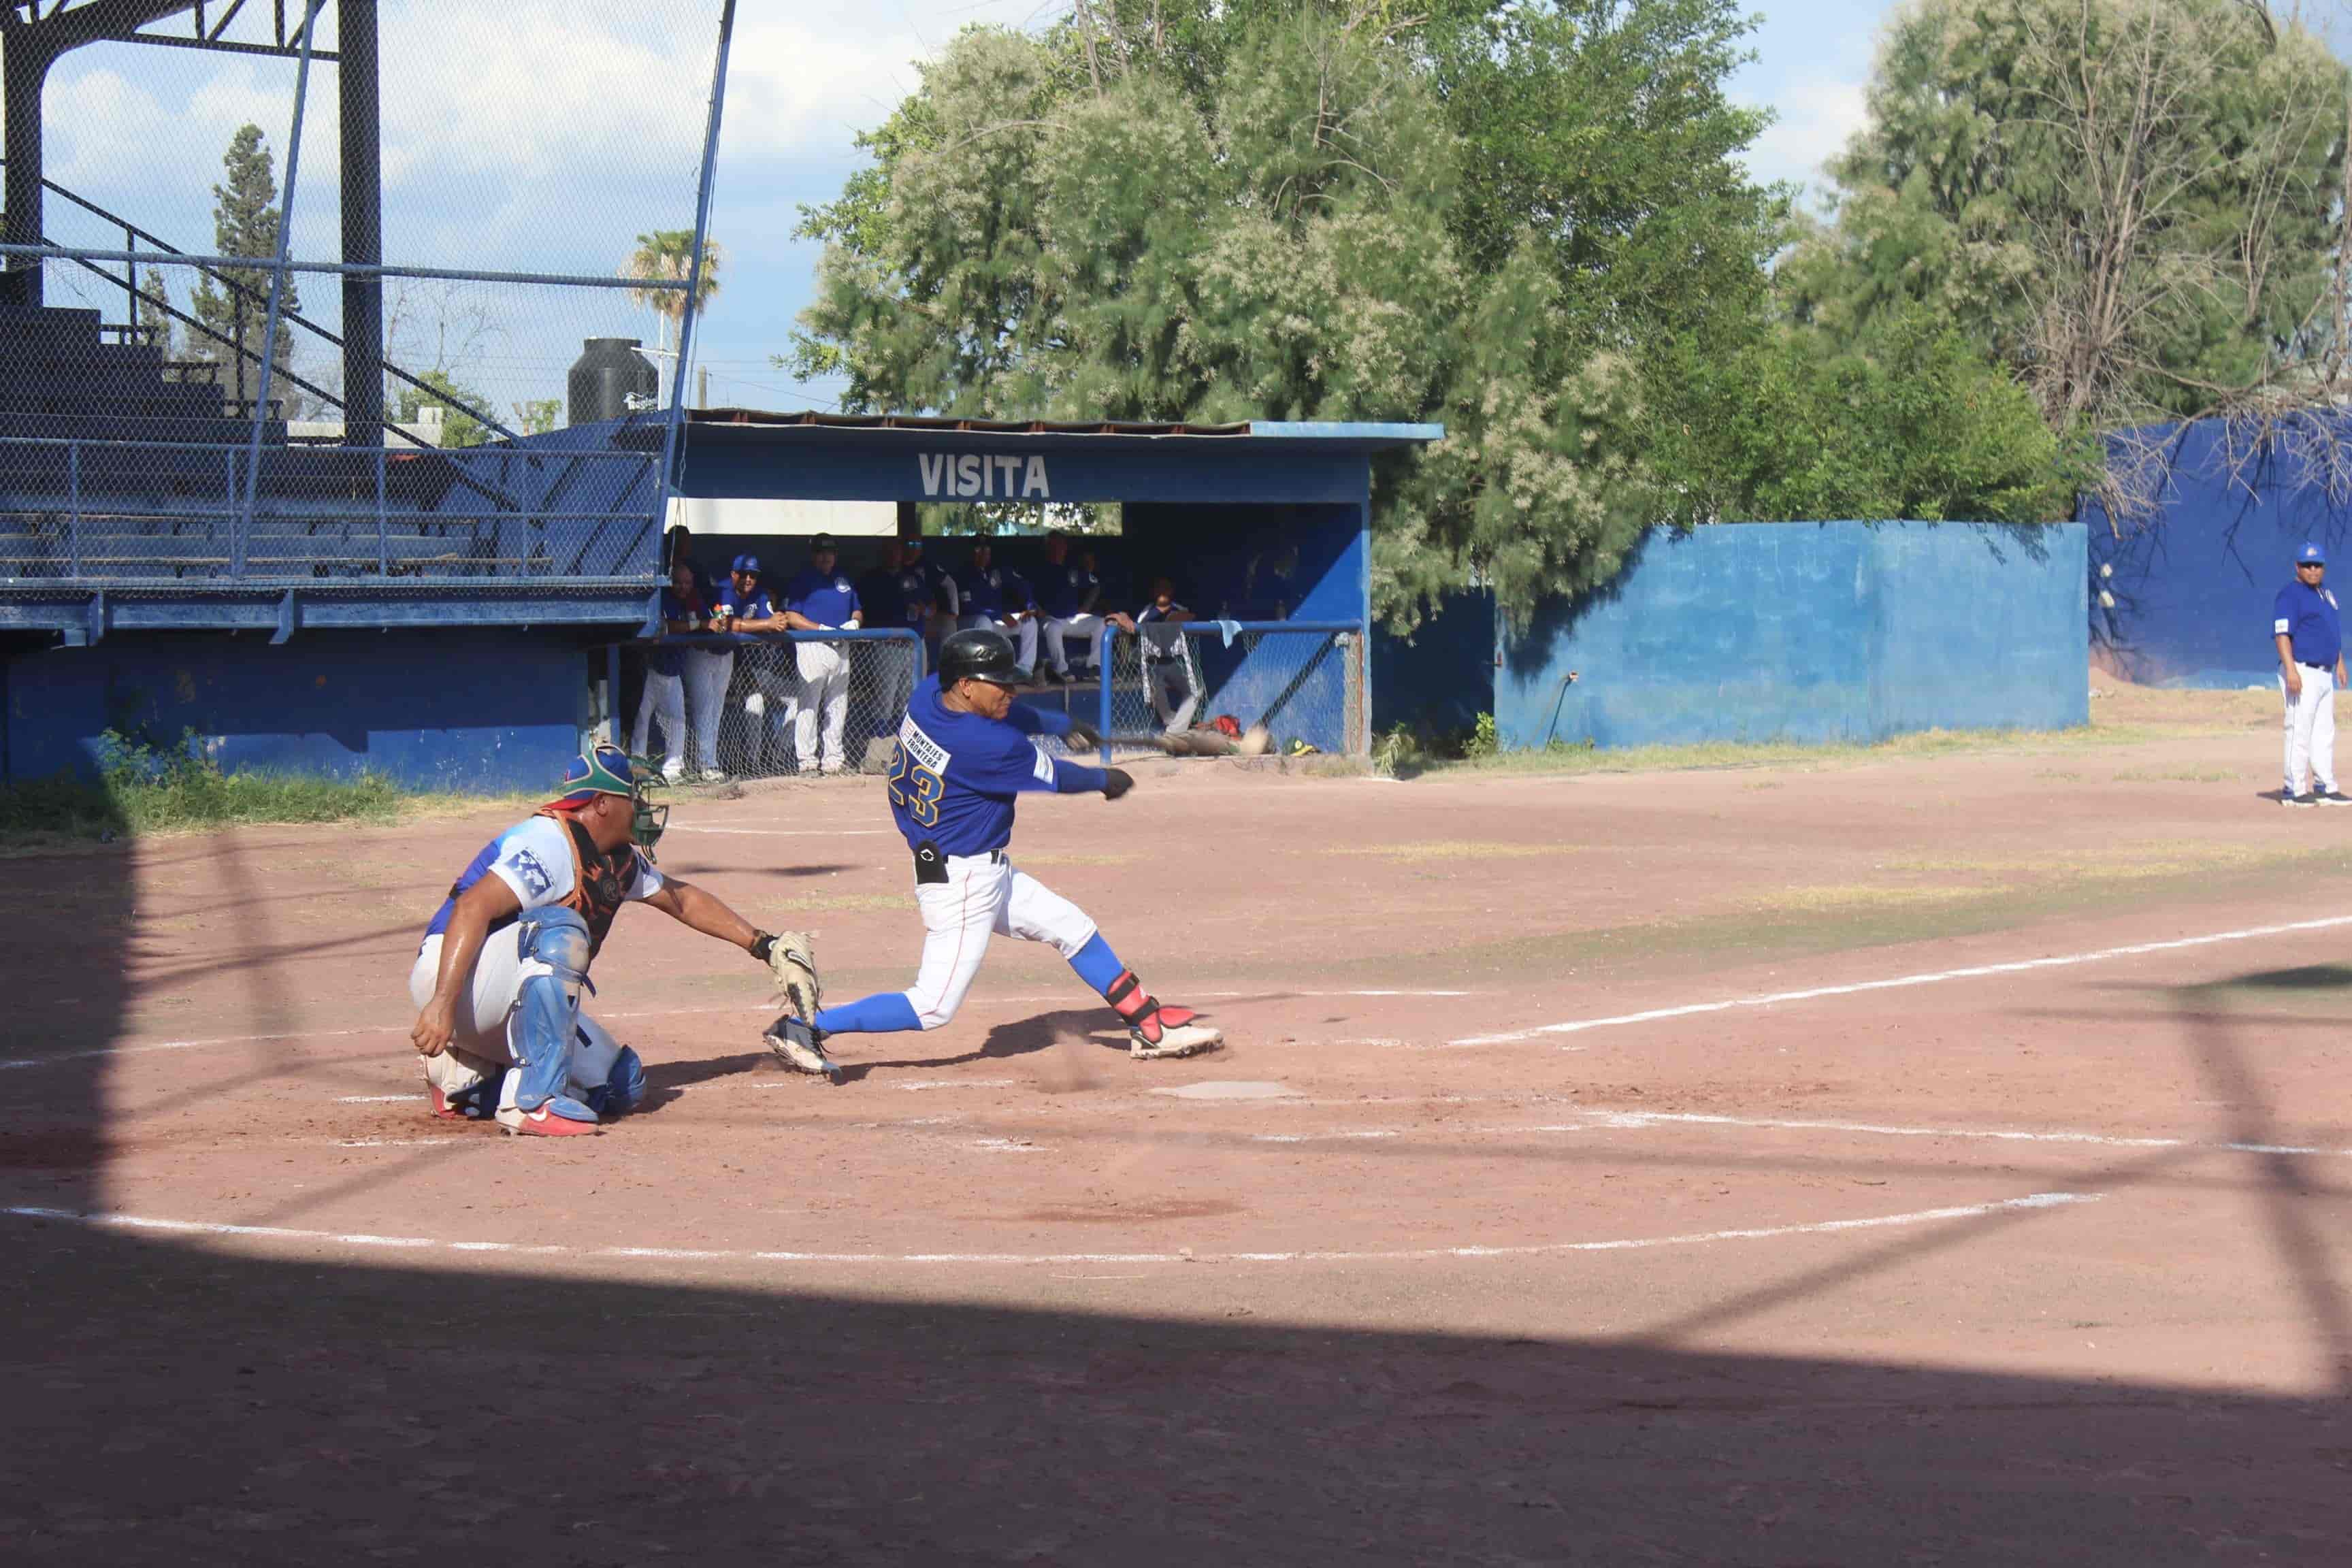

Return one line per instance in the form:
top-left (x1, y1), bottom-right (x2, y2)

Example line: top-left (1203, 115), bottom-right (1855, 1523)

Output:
top-left (406, 744), bottom-right (820, 1135)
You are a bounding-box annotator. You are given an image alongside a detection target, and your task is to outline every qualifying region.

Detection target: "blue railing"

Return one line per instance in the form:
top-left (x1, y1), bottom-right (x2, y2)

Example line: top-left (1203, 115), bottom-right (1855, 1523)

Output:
top-left (0, 434), bottom-right (662, 585)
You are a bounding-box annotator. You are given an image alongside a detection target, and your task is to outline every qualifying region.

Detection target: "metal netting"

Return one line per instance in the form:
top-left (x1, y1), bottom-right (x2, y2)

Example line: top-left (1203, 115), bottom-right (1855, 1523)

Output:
top-left (1, 1), bottom-right (727, 599)
top-left (624, 631), bottom-right (924, 782)
top-left (1049, 622), bottom-right (1367, 760)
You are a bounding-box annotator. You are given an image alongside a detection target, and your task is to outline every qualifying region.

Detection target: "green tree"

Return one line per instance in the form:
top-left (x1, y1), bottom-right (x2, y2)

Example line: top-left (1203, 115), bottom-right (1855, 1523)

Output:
top-left (1784, 0), bottom-right (2347, 436)
top-left (394, 371), bottom-right (492, 449)
top-left (135, 267), bottom-right (174, 357)
top-left (189, 123), bottom-right (300, 411)
top-left (790, 14), bottom-right (1774, 628)
top-left (1650, 308), bottom-right (2095, 525)
top-left (621, 229), bottom-right (723, 359)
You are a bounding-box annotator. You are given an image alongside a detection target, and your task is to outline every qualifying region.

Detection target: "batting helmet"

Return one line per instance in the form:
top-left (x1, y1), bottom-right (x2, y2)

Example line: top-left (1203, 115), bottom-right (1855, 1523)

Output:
top-left (939, 627), bottom-right (1020, 687)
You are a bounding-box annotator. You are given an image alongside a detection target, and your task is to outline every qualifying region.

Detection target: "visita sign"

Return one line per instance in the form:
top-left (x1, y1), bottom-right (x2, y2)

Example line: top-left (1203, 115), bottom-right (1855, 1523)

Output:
top-left (917, 453), bottom-right (1052, 501)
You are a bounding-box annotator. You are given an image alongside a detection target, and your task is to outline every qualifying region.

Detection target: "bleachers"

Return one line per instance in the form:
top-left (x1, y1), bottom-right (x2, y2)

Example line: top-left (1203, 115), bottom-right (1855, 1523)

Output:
top-left (0, 303), bottom-right (504, 581)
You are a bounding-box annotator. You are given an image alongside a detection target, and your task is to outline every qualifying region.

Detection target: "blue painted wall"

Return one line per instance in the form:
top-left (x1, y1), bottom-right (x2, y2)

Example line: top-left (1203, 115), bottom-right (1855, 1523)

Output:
top-left (2082, 416), bottom-right (2352, 687)
top-left (2, 629), bottom-right (593, 791)
top-left (1373, 589), bottom-right (1496, 738)
top-left (1497, 521), bottom-right (2087, 749)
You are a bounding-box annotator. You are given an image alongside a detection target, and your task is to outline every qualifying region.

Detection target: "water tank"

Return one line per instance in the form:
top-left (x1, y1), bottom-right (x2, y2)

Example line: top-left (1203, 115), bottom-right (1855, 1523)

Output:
top-left (568, 338), bottom-right (660, 425)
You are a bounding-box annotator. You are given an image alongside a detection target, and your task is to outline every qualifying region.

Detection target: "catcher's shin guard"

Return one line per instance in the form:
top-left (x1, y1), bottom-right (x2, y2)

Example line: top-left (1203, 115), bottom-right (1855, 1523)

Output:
top-left (1103, 969), bottom-right (1222, 1060)
top-left (509, 911), bottom-right (593, 1113)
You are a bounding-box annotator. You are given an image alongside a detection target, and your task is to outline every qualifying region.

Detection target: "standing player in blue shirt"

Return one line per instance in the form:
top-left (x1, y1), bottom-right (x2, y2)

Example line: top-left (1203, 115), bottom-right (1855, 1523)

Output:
top-left (778, 532), bottom-right (863, 774)
top-left (764, 628), bottom-right (1222, 1073)
top-left (712, 554), bottom-right (794, 774)
top-left (2274, 542), bottom-right (2351, 806)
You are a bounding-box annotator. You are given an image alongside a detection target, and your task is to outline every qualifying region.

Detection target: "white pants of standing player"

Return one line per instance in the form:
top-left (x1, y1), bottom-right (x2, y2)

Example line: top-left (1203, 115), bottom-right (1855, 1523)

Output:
top-left (1145, 657), bottom-right (1198, 732)
top-left (681, 646), bottom-right (732, 773)
top-left (630, 662), bottom-right (685, 774)
top-left (959, 612), bottom-right (1039, 674)
top-left (902, 853), bottom-right (1098, 1029)
top-left (2282, 665), bottom-right (2337, 794)
top-left (789, 638), bottom-right (852, 774)
top-left (1044, 614), bottom-right (1105, 676)
top-left (408, 929), bottom-right (627, 1111)
top-left (745, 653), bottom-right (800, 772)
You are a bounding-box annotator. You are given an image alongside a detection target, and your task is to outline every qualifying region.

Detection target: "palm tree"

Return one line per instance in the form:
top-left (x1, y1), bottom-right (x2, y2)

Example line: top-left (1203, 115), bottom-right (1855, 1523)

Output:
top-left (621, 230), bottom-right (723, 357)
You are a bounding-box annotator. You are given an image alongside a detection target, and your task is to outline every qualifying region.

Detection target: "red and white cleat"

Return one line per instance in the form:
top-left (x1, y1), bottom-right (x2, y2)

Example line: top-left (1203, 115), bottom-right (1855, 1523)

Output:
top-left (497, 1097), bottom-right (601, 1137)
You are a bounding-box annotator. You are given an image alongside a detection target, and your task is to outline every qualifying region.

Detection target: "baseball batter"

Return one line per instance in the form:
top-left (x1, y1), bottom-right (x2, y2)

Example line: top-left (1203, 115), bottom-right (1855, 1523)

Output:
top-left (763, 628), bottom-right (1220, 1073)
top-left (408, 745), bottom-right (819, 1134)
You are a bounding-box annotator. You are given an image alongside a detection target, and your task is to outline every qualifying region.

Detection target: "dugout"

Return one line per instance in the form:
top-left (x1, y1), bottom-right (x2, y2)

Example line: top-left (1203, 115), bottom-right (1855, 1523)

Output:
top-left (0, 412), bottom-right (1437, 787)
top-left (666, 411), bottom-right (1440, 763)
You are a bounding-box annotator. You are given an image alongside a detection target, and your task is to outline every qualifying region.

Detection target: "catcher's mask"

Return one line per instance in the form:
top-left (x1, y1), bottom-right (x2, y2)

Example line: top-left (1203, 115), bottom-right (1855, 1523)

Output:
top-left (549, 744), bottom-right (670, 858)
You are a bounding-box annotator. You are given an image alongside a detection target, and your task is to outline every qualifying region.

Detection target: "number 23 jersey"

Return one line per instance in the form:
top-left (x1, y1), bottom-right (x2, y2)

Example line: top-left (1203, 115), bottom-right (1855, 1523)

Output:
top-left (884, 675), bottom-right (1094, 855)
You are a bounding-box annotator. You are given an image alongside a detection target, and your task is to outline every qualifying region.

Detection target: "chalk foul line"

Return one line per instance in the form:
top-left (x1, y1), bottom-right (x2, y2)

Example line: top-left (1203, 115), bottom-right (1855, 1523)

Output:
top-left (1548, 1109), bottom-right (2352, 1159)
top-left (0, 1191), bottom-right (2098, 1269)
top-left (1448, 913), bottom-right (2352, 1046)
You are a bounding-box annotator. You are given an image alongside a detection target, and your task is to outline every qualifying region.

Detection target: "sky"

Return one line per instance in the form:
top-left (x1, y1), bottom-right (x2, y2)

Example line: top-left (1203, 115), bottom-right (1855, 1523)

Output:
top-left (18, 0), bottom-right (1898, 417)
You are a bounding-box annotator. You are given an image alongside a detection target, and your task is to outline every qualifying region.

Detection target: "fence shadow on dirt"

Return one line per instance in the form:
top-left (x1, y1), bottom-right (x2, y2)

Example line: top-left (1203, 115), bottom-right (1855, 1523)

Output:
top-left (7, 861), bottom-right (2352, 1563)
top-left (5, 1217), bottom-right (2348, 1565)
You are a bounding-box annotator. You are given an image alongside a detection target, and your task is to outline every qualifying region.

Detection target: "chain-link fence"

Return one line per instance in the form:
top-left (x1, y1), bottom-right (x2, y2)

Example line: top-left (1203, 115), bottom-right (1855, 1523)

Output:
top-left (1033, 621), bottom-right (1366, 760)
top-left (623, 631), bottom-right (925, 781)
top-left (1, 1), bottom-right (728, 600)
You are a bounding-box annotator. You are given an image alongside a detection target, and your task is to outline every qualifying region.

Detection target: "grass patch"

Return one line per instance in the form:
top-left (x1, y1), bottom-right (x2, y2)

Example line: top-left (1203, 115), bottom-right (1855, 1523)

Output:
top-left (0, 730), bottom-right (470, 850)
top-left (2110, 766), bottom-right (2241, 784)
top-left (1375, 717), bottom-right (2185, 781)
top-left (1333, 839), bottom-right (1563, 862)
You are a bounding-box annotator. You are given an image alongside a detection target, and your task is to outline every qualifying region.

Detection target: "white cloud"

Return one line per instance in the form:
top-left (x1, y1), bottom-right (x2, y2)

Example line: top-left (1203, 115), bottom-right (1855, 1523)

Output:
top-left (1737, 76), bottom-right (1870, 197)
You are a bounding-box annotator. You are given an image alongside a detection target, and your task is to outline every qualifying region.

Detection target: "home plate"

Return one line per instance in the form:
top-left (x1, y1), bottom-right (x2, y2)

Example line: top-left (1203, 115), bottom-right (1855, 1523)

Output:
top-left (1150, 1081), bottom-right (1296, 1100)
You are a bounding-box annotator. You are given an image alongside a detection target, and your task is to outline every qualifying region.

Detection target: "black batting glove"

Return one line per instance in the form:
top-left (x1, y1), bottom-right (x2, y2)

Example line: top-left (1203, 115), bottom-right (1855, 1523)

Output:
top-left (1102, 767), bottom-right (1134, 800)
top-left (1064, 719), bottom-right (1100, 749)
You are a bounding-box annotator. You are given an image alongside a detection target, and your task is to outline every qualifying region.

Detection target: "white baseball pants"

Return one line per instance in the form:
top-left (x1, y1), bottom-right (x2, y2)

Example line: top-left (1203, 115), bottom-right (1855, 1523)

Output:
top-left (408, 930), bottom-right (627, 1104)
top-left (2283, 666), bottom-right (2337, 794)
top-left (1044, 614), bottom-right (1105, 676)
top-left (630, 666), bottom-right (685, 772)
top-left (682, 647), bottom-right (733, 772)
top-left (792, 638), bottom-right (852, 773)
top-left (960, 612), bottom-right (1039, 672)
top-left (902, 853), bottom-right (1099, 1029)
top-left (1147, 659), bottom-right (1198, 732)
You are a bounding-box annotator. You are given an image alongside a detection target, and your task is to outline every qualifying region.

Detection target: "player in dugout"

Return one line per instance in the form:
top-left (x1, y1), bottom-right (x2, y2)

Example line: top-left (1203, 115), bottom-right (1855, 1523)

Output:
top-left (407, 745), bottom-right (820, 1134)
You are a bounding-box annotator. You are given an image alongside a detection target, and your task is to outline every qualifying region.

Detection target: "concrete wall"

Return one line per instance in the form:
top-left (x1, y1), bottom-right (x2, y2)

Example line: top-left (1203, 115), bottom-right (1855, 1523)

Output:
top-left (2, 628), bottom-right (597, 791)
top-left (1497, 521), bottom-right (2087, 750)
top-left (2082, 417), bottom-right (2352, 687)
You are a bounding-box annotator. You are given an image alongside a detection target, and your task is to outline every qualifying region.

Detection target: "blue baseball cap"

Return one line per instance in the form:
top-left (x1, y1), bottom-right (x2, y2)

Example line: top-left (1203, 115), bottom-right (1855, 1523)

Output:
top-left (731, 553), bottom-right (761, 574)
top-left (547, 743), bottom-right (636, 808)
top-left (2298, 542), bottom-right (2327, 564)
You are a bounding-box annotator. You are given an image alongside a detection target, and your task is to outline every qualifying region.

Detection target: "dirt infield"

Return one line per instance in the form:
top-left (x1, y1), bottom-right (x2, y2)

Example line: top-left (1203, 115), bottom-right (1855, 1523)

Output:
top-left (7, 696), bottom-right (2352, 1563)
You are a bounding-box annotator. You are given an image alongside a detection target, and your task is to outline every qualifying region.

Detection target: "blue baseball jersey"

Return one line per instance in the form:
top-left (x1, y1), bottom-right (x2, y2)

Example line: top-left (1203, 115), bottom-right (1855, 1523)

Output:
top-left (651, 585), bottom-right (702, 674)
top-left (714, 583), bottom-right (773, 622)
top-left (1036, 561), bottom-right (1099, 619)
top-left (905, 553), bottom-right (958, 615)
top-left (885, 676), bottom-right (1106, 855)
top-left (2276, 581), bottom-right (2342, 667)
top-left (782, 567), bottom-right (861, 628)
top-left (957, 564), bottom-right (1030, 619)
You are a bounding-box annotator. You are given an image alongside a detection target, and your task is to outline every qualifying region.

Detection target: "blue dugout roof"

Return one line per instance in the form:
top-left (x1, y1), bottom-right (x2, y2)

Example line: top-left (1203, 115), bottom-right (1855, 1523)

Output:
top-left (676, 410), bottom-right (1443, 508)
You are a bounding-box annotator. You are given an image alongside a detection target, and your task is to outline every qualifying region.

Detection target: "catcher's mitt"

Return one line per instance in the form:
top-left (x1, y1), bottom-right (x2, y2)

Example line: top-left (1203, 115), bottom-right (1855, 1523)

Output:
top-left (754, 930), bottom-right (821, 1019)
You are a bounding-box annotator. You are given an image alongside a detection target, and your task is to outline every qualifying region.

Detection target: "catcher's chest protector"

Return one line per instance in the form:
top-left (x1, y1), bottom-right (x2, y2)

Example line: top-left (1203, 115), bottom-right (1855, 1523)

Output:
top-left (536, 810), bottom-right (638, 955)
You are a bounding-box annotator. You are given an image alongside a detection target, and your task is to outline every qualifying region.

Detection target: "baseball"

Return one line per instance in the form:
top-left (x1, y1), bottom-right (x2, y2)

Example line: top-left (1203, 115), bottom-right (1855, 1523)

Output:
top-left (1237, 723), bottom-right (1273, 756)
